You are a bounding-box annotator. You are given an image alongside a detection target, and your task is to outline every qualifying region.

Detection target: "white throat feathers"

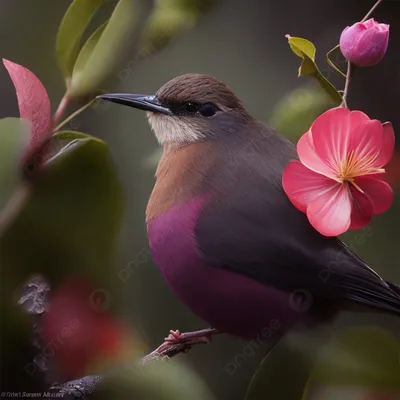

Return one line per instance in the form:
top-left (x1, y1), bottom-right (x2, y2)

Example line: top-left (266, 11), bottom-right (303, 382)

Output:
top-left (146, 112), bottom-right (204, 145)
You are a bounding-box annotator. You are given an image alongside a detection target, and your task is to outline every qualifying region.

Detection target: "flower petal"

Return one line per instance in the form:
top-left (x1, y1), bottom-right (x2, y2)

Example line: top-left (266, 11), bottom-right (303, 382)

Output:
top-left (311, 107), bottom-right (352, 169)
top-left (307, 183), bottom-right (352, 236)
top-left (354, 175), bottom-right (394, 214)
top-left (375, 122), bottom-right (395, 167)
top-left (3, 59), bottom-right (52, 152)
top-left (348, 119), bottom-right (383, 167)
top-left (297, 132), bottom-right (336, 177)
top-left (282, 160), bottom-right (337, 213)
top-left (349, 185), bottom-right (373, 229)
top-left (348, 110), bottom-right (370, 132)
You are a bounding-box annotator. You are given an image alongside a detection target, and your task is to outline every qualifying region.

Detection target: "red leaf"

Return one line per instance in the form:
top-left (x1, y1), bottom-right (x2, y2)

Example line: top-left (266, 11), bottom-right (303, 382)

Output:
top-left (3, 59), bottom-right (52, 154)
top-left (41, 279), bottom-right (128, 380)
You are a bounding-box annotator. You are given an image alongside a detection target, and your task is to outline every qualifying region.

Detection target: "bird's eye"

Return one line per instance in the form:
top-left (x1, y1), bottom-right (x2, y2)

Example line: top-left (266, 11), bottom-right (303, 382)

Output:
top-left (184, 102), bottom-right (200, 113)
top-left (199, 103), bottom-right (218, 117)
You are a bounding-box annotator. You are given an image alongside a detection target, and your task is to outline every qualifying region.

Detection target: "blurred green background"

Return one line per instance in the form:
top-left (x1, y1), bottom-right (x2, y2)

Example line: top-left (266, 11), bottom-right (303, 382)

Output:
top-left (0, 1), bottom-right (399, 399)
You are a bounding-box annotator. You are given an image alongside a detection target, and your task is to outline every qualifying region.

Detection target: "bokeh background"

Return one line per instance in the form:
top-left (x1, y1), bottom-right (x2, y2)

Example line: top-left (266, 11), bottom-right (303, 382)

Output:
top-left (0, 1), bottom-right (399, 399)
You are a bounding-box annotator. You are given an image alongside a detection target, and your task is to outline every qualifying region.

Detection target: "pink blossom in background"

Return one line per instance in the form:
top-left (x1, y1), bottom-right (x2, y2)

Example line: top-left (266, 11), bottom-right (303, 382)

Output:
top-left (3, 59), bottom-right (52, 162)
top-left (340, 18), bottom-right (390, 67)
top-left (282, 107), bottom-right (395, 237)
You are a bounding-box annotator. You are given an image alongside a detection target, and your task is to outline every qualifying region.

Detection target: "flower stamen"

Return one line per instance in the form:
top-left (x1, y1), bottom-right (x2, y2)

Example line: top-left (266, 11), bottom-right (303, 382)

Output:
top-left (349, 180), bottom-right (364, 193)
top-left (338, 150), bottom-right (385, 181)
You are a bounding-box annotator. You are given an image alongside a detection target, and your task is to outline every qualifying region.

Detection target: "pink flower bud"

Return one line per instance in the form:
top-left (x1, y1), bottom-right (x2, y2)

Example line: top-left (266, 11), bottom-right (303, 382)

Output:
top-left (339, 18), bottom-right (389, 67)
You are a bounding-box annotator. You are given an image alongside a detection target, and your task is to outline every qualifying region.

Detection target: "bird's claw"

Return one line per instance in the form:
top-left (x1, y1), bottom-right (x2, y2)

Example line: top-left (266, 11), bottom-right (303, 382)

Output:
top-left (164, 328), bottom-right (218, 345)
top-left (165, 329), bottom-right (182, 342)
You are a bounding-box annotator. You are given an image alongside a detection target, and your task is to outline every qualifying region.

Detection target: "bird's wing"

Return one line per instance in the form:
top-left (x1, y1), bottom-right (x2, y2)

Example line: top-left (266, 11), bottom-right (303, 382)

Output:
top-left (195, 127), bottom-right (400, 315)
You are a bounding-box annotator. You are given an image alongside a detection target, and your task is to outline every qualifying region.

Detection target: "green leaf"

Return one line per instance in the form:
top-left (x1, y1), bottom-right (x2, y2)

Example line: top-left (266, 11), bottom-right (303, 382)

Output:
top-left (245, 329), bottom-right (326, 400)
top-left (303, 326), bottom-right (400, 398)
top-left (56, 0), bottom-right (107, 79)
top-left (287, 36), bottom-right (316, 74)
top-left (69, 0), bottom-right (138, 98)
top-left (53, 130), bottom-right (98, 141)
top-left (0, 138), bottom-right (124, 288)
top-left (161, 0), bottom-right (217, 14)
top-left (0, 118), bottom-right (29, 212)
top-left (138, 0), bottom-right (217, 60)
top-left (98, 360), bottom-right (216, 400)
top-left (0, 119), bottom-right (30, 364)
top-left (0, 136), bottom-right (123, 378)
top-left (72, 21), bottom-right (108, 79)
top-left (139, 7), bottom-right (193, 56)
top-left (270, 84), bottom-right (335, 141)
top-left (286, 36), bottom-right (342, 104)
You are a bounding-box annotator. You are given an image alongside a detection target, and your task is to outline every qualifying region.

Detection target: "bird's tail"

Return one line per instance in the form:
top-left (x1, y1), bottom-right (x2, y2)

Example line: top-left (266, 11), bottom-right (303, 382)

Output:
top-left (385, 281), bottom-right (400, 297)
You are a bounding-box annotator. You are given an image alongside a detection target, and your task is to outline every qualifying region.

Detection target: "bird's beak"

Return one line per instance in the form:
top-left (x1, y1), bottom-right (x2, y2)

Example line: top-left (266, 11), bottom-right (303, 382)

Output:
top-left (97, 93), bottom-right (172, 115)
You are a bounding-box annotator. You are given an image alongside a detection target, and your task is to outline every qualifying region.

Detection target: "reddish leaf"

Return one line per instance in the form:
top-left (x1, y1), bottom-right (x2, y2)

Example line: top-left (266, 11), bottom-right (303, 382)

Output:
top-left (3, 59), bottom-right (52, 153)
top-left (41, 279), bottom-right (128, 380)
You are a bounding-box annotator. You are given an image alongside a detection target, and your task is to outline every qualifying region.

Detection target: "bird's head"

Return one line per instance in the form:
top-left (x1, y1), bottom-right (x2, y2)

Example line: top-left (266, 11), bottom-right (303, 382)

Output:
top-left (98, 74), bottom-right (249, 145)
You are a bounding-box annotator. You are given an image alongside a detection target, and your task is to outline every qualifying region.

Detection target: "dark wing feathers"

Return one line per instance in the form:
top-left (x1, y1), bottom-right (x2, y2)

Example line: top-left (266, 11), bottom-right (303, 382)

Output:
top-left (195, 125), bottom-right (400, 316)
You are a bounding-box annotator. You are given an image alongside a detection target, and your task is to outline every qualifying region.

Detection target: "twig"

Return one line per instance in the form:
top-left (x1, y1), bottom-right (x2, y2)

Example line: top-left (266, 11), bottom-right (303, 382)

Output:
top-left (361, 0), bottom-right (384, 22)
top-left (18, 277), bottom-right (219, 399)
top-left (53, 94), bottom-right (70, 126)
top-left (48, 376), bottom-right (102, 400)
top-left (53, 98), bottom-right (98, 133)
top-left (140, 328), bottom-right (220, 363)
top-left (44, 330), bottom-right (218, 399)
top-left (326, 44), bottom-right (347, 78)
top-left (340, 61), bottom-right (352, 108)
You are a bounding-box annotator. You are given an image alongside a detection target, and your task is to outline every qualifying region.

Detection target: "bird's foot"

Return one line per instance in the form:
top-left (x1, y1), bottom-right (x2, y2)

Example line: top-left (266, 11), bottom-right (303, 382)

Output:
top-left (149, 328), bottom-right (219, 358)
top-left (165, 327), bottom-right (219, 345)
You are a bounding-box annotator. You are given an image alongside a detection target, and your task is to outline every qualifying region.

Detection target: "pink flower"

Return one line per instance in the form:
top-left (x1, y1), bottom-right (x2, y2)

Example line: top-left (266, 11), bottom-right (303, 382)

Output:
top-left (340, 18), bottom-right (390, 67)
top-left (3, 59), bottom-right (52, 164)
top-left (282, 107), bottom-right (395, 237)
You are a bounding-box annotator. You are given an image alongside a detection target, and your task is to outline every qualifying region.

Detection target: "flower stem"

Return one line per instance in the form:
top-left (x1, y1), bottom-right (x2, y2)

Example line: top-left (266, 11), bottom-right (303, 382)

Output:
top-left (326, 44), bottom-right (347, 78)
top-left (361, 0), bottom-right (384, 22)
top-left (53, 98), bottom-right (98, 133)
top-left (53, 94), bottom-right (70, 126)
top-left (340, 61), bottom-right (352, 108)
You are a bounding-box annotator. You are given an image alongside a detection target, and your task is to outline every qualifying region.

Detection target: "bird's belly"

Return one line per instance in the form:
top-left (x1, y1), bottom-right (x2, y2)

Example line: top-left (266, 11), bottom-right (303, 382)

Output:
top-left (147, 195), bottom-right (302, 340)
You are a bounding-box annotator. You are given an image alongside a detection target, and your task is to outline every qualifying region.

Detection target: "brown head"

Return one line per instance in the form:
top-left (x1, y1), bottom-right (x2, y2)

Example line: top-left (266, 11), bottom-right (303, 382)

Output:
top-left (98, 74), bottom-right (251, 146)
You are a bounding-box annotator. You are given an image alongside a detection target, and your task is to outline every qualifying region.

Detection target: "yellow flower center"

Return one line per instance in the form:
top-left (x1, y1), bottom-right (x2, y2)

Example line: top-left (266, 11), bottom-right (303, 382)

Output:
top-left (335, 150), bottom-right (385, 192)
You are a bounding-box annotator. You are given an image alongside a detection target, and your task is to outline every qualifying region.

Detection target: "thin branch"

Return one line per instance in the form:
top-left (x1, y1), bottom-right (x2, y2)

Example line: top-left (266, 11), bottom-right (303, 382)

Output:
top-left (326, 45), bottom-right (347, 78)
top-left (53, 94), bottom-right (70, 126)
top-left (361, 0), bottom-right (384, 22)
top-left (18, 277), bottom-right (219, 399)
top-left (340, 61), bottom-right (352, 108)
top-left (140, 328), bottom-right (220, 363)
top-left (53, 98), bottom-right (98, 133)
top-left (45, 330), bottom-right (219, 399)
top-left (48, 376), bottom-right (102, 399)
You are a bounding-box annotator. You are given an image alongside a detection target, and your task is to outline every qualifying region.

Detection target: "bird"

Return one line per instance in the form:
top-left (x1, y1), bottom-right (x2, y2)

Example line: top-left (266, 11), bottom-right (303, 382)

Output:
top-left (98, 74), bottom-right (400, 343)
